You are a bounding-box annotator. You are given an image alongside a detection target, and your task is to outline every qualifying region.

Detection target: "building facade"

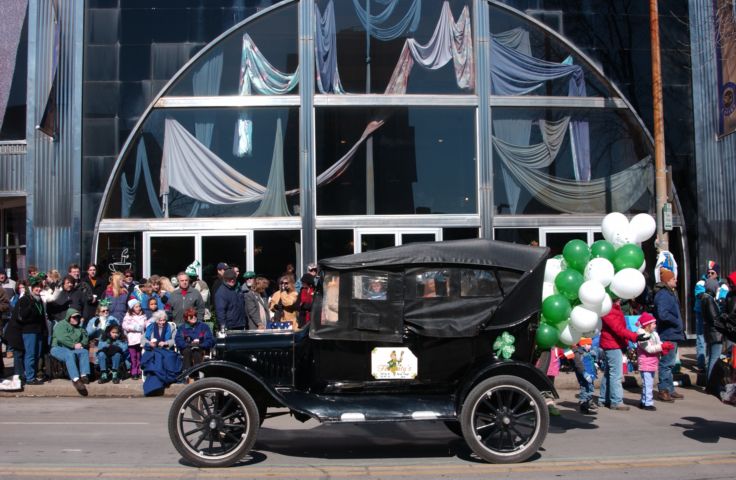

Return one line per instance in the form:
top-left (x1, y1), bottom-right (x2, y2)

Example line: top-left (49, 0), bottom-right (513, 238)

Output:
top-left (1, 0), bottom-right (732, 331)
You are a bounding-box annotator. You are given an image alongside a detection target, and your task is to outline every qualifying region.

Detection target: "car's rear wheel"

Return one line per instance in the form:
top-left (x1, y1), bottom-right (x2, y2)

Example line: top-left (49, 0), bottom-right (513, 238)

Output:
top-left (460, 375), bottom-right (548, 463)
top-left (168, 377), bottom-right (259, 467)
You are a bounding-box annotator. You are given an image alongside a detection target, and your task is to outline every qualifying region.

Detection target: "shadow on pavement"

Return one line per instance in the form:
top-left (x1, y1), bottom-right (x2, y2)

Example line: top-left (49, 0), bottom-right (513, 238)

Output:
top-left (549, 402), bottom-right (599, 433)
top-left (254, 422), bottom-right (460, 460)
top-left (671, 416), bottom-right (736, 444)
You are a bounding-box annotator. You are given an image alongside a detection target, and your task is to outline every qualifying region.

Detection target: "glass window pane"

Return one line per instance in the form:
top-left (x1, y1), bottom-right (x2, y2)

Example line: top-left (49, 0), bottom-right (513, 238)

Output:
top-left (352, 273), bottom-right (388, 301)
top-left (316, 107), bottom-right (477, 215)
top-left (150, 236), bottom-right (194, 278)
top-left (460, 269), bottom-right (501, 298)
top-left (494, 228), bottom-right (539, 246)
top-left (401, 233), bottom-right (436, 245)
top-left (97, 232), bottom-right (142, 279)
top-left (316, 0), bottom-right (473, 94)
top-left (443, 227), bottom-right (479, 241)
top-left (317, 230), bottom-right (354, 259)
top-left (492, 107), bottom-right (652, 215)
top-left (360, 234), bottom-right (395, 252)
top-left (489, 4), bottom-right (612, 97)
top-left (167, 3), bottom-right (298, 96)
top-left (320, 271), bottom-right (340, 325)
top-left (544, 232), bottom-right (586, 258)
top-left (104, 107), bottom-right (299, 219)
top-left (202, 235), bottom-right (247, 288)
top-left (412, 269), bottom-right (451, 298)
top-left (254, 230), bottom-right (300, 284)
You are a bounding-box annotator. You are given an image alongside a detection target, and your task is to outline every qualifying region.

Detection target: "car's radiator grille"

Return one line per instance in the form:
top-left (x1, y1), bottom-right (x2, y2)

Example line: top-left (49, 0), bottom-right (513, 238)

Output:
top-left (249, 350), bottom-right (292, 385)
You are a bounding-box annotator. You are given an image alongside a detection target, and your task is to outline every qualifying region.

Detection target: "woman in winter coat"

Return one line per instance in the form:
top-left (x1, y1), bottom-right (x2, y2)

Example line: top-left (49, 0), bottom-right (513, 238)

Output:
top-left (104, 272), bottom-right (129, 323)
top-left (175, 307), bottom-right (214, 381)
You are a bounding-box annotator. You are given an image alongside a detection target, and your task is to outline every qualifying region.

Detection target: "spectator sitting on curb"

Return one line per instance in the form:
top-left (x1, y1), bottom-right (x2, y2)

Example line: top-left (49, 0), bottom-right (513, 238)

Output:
top-left (86, 301), bottom-right (119, 343)
top-left (50, 308), bottom-right (90, 396)
top-left (175, 307), bottom-right (214, 383)
top-left (97, 324), bottom-right (127, 384)
top-left (144, 311), bottom-right (175, 349)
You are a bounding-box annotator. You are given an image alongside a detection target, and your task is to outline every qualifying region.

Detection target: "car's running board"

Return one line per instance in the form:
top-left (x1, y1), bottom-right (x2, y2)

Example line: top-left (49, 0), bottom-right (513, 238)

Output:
top-left (280, 391), bottom-right (457, 423)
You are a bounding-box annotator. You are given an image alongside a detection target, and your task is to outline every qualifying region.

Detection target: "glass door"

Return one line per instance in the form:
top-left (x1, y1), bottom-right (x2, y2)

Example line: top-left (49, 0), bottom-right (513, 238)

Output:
top-left (143, 231), bottom-right (254, 280)
top-left (353, 228), bottom-right (442, 253)
top-left (538, 227), bottom-right (601, 257)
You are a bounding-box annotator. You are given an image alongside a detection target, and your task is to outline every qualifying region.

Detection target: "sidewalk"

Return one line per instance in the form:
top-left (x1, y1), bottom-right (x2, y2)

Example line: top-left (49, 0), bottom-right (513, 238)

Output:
top-left (0, 345), bottom-right (702, 398)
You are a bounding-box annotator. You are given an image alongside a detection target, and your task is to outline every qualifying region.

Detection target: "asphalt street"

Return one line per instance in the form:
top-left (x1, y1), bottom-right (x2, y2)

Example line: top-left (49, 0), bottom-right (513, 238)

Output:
top-left (0, 387), bottom-right (734, 479)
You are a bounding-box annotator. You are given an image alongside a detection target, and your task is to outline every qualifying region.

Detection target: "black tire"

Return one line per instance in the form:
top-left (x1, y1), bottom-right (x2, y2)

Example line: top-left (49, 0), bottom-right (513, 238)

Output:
top-left (168, 377), bottom-right (259, 467)
top-left (460, 375), bottom-right (548, 463)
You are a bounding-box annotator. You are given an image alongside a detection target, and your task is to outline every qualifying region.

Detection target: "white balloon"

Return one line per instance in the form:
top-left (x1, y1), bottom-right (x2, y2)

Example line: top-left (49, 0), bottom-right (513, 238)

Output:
top-left (584, 258), bottom-right (615, 287)
top-left (542, 282), bottom-right (555, 301)
top-left (610, 268), bottom-right (646, 300)
top-left (601, 212), bottom-right (629, 243)
top-left (559, 323), bottom-right (582, 346)
top-left (579, 280), bottom-right (606, 307)
top-left (544, 258), bottom-right (563, 284)
top-left (570, 305), bottom-right (599, 332)
top-left (629, 213), bottom-right (656, 243)
top-left (611, 225), bottom-right (636, 249)
top-left (638, 258), bottom-right (646, 273)
top-left (598, 294), bottom-right (613, 316)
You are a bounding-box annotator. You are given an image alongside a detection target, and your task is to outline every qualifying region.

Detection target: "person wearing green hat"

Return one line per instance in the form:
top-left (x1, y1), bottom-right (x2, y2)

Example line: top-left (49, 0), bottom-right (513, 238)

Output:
top-left (240, 270), bottom-right (256, 293)
top-left (16, 276), bottom-right (47, 386)
top-left (50, 308), bottom-right (90, 396)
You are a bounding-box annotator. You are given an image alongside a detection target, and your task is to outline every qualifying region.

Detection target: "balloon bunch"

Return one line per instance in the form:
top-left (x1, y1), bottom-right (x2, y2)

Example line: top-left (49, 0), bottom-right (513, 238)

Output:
top-left (535, 213), bottom-right (656, 349)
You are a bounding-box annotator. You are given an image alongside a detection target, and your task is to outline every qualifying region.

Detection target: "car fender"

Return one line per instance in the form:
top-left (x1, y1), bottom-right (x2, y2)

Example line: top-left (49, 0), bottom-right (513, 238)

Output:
top-left (455, 359), bottom-right (558, 410)
top-left (179, 360), bottom-right (290, 410)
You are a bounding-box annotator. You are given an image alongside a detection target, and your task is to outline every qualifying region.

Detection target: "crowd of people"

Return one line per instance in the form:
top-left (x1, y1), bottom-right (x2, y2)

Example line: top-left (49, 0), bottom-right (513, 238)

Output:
top-left (542, 263), bottom-right (736, 414)
top-left (0, 260), bottom-right (319, 395)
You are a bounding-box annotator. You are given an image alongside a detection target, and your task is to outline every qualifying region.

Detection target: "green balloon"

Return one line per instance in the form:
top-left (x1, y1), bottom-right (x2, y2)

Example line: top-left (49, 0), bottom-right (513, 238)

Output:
top-left (563, 239), bottom-right (591, 272)
top-left (590, 240), bottom-right (616, 262)
top-left (613, 243), bottom-right (645, 272)
top-left (554, 269), bottom-right (585, 301)
top-left (542, 294), bottom-right (572, 324)
top-left (536, 323), bottom-right (560, 349)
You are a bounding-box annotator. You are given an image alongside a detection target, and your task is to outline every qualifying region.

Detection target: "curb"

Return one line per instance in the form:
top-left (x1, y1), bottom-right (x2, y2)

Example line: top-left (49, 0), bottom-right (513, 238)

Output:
top-left (0, 380), bottom-right (186, 398)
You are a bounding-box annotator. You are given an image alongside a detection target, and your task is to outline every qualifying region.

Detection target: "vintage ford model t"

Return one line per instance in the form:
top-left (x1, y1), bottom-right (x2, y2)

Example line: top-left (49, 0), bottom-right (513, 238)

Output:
top-left (168, 238), bottom-right (554, 467)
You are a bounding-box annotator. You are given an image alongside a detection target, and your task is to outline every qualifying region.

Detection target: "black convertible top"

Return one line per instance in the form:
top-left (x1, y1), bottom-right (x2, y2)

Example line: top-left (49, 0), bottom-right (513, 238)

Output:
top-left (320, 238), bottom-right (548, 272)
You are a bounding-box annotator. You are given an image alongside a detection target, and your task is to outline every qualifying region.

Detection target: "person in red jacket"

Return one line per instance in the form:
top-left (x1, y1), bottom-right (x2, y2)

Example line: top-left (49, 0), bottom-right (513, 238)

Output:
top-left (598, 299), bottom-right (648, 410)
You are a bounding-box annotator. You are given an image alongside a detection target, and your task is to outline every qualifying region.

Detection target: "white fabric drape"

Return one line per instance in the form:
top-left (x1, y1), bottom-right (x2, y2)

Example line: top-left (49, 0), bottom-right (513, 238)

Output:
top-left (254, 118), bottom-right (291, 216)
top-left (163, 118), bottom-right (267, 205)
top-left (235, 34), bottom-right (299, 156)
top-left (385, 2), bottom-right (474, 94)
top-left (492, 28), bottom-right (532, 214)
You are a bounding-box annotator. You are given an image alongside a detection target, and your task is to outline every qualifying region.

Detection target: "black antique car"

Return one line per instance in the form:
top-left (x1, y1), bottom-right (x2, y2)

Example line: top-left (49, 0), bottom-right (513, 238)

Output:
top-left (168, 238), bottom-right (554, 467)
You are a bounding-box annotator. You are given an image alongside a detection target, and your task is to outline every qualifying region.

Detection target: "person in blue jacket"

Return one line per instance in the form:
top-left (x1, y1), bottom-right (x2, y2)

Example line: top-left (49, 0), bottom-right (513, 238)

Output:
top-left (214, 269), bottom-right (245, 330)
top-left (175, 307), bottom-right (214, 381)
top-left (653, 268), bottom-right (686, 402)
top-left (144, 310), bottom-right (175, 349)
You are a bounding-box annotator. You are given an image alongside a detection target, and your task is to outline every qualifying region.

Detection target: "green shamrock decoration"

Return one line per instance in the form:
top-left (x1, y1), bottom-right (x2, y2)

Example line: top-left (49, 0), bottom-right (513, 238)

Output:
top-left (493, 331), bottom-right (516, 359)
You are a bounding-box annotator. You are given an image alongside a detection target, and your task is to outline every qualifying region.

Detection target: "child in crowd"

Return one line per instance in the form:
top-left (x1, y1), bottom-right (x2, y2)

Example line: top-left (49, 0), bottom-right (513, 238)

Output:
top-left (636, 312), bottom-right (674, 410)
top-left (573, 337), bottom-right (598, 414)
top-left (175, 307), bottom-right (214, 382)
top-left (145, 297), bottom-right (159, 320)
top-left (86, 301), bottom-right (119, 343)
top-left (122, 299), bottom-right (146, 380)
top-left (144, 310), bottom-right (175, 349)
top-left (96, 324), bottom-right (127, 384)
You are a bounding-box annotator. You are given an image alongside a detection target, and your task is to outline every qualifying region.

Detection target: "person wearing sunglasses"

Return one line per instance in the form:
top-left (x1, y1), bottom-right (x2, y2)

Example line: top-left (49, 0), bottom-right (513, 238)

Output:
top-left (269, 276), bottom-right (298, 329)
top-left (86, 300), bottom-right (120, 343)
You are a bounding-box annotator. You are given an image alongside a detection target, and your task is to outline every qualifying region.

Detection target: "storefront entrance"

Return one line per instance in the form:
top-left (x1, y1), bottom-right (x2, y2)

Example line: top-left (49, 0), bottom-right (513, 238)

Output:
top-left (0, 198), bottom-right (25, 279)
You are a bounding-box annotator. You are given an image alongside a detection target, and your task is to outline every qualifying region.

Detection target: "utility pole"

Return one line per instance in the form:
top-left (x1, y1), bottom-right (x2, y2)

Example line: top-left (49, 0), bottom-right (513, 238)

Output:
top-left (650, 0), bottom-right (669, 251)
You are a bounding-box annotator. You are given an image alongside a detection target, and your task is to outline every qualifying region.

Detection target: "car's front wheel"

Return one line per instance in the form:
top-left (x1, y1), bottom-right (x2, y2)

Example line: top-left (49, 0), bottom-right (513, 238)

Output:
top-left (460, 375), bottom-right (548, 463)
top-left (168, 377), bottom-right (259, 467)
